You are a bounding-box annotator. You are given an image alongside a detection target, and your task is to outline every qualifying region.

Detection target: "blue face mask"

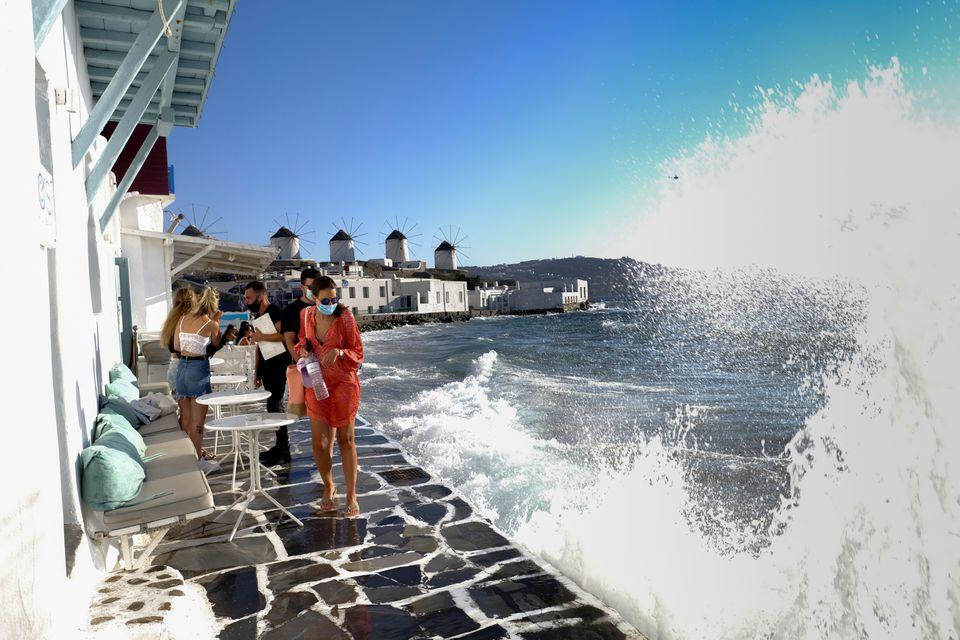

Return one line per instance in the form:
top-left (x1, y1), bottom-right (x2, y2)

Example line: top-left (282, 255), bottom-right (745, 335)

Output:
top-left (317, 303), bottom-right (337, 316)
top-left (305, 289), bottom-right (314, 301)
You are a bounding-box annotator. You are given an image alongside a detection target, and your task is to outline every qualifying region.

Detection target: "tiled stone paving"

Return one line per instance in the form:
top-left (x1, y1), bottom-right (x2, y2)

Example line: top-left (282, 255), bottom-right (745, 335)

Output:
top-left (93, 418), bottom-right (645, 639)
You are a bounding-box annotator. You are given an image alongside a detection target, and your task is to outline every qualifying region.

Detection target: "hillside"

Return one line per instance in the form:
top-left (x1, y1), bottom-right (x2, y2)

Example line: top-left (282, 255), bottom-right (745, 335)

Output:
top-left (465, 256), bottom-right (665, 302)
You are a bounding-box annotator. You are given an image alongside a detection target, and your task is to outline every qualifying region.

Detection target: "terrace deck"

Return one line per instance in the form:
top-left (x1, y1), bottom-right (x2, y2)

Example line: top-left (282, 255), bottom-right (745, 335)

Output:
top-left (86, 418), bottom-right (645, 639)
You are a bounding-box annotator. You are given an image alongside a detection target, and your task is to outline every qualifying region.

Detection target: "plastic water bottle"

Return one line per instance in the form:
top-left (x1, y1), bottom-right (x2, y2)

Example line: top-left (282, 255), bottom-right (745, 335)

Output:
top-left (304, 355), bottom-right (329, 400)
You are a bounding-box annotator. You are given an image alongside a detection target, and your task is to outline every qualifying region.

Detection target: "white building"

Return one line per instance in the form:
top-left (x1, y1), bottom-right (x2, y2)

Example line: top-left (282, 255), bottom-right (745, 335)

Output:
top-left (2, 1), bottom-right (238, 635)
top-left (468, 283), bottom-right (511, 312)
top-left (507, 279), bottom-right (589, 313)
top-left (335, 275), bottom-right (396, 316)
top-left (392, 278), bottom-right (469, 314)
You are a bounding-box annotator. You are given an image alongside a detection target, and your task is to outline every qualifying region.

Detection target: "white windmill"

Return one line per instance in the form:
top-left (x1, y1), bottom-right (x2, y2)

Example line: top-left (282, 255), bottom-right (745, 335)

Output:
top-left (270, 213), bottom-right (315, 260)
top-left (381, 217), bottom-right (422, 265)
top-left (173, 204), bottom-right (225, 238)
top-left (433, 226), bottom-right (470, 271)
top-left (329, 218), bottom-right (367, 263)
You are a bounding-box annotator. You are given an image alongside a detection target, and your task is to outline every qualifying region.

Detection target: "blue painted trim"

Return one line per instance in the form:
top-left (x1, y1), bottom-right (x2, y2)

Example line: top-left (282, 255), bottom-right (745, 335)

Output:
top-left (85, 48), bottom-right (176, 204)
top-left (33, 0), bottom-right (69, 51)
top-left (71, 0), bottom-right (183, 168)
top-left (99, 124), bottom-right (160, 232)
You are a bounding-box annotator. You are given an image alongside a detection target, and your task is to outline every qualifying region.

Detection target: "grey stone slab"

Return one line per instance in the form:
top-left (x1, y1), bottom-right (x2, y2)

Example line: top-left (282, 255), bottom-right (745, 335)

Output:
top-left (417, 604), bottom-right (480, 638)
top-left (413, 484), bottom-right (453, 500)
top-left (217, 616), bottom-right (257, 640)
top-left (445, 498), bottom-right (473, 523)
top-left (400, 536), bottom-right (439, 554)
top-left (356, 492), bottom-right (401, 514)
top-left (426, 567), bottom-right (481, 589)
top-left (265, 558), bottom-right (314, 576)
top-left (457, 625), bottom-right (509, 640)
top-left (424, 553), bottom-right (466, 574)
top-left (470, 547), bottom-right (522, 567)
top-left (277, 517), bottom-right (366, 556)
top-left (267, 562), bottom-right (338, 593)
top-left (441, 521), bottom-right (510, 552)
top-left (265, 590), bottom-right (318, 627)
top-left (348, 546), bottom-right (398, 562)
top-left (154, 536), bottom-right (278, 578)
top-left (364, 585), bottom-right (424, 604)
top-left (342, 551), bottom-right (423, 573)
top-left (520, 621), bottom-right (628, 640)
top-left (468, 574), bottom-right (577, 619)
top-left (198, 567), bottom-right (265, 620)
top-left (485, 559), bottom-right (543, 581)
top-left (343, 604), bottom-right (424, 640)
top-left (313, 579), bottom-right (359, 606)
top-left (262, 610), bottom-right (349, 640)
top-left (404, 502), bottom-right (448, 525)
top-left (521, 605), bottom-right (608, 624)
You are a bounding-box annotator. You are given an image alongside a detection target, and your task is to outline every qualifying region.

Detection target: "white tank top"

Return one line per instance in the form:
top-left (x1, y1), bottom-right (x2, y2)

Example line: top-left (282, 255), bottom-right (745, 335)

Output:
top-left (178, 316), bottom-right (212, 355)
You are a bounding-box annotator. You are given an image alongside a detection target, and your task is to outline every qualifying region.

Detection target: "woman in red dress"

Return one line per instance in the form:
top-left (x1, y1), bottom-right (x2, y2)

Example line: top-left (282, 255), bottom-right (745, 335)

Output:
top-left (297, 276), bottom-right (364, 517)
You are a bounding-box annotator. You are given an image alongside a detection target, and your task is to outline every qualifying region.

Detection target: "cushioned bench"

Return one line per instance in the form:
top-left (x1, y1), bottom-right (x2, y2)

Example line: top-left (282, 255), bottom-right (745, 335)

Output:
top-left (87, 391), bottom-right (215, 570)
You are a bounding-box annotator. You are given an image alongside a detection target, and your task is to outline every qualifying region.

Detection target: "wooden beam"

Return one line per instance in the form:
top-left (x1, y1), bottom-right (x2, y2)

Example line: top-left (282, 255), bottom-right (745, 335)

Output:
top-left (98, 123), bottom-right (160, 232)
top-left (171, 244), bottom-right (216, 276)
top-left (71, 0), bottom-right (183, 167)
top-left (86, 49), bottom-right (175, 204)
top-left (33, 0), bottom-right (69, 50)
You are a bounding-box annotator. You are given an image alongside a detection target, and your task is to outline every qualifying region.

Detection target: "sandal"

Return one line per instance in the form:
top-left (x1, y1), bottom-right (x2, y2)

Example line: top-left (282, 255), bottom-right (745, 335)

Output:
top-left (199, 449), bottom-right (217, 461)
top-left (344, 502), bottom-right (360, 518)
top-left (319, 487), bottom-right (339, 512)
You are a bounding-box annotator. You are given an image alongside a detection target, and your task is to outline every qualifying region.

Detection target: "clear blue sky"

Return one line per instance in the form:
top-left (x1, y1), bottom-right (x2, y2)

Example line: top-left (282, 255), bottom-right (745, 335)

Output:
top-left (167, 0), bottom-right (959, 265)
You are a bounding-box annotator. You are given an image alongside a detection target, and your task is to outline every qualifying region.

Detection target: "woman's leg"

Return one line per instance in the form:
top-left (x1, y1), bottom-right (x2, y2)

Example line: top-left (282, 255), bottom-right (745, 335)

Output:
top-left (336, 419), bottom-right (359, 514)
top-left (195, 402), bottom-right (210, 457)
top-left (184, 398), bottom-right (204, 456)
top-left (177, 397), bottom-right (190, 431)
top-left (310, 417), bottom-right (336, 501)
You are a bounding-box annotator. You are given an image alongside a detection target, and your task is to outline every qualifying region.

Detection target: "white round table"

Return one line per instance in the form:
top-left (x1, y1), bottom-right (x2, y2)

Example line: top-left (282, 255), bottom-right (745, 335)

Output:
top-left (208, 413), bottom-right (303, 540)
top-left (210, 374), bottom-right (246, 386)
top-left (198, 389), bottom-right (271, 459)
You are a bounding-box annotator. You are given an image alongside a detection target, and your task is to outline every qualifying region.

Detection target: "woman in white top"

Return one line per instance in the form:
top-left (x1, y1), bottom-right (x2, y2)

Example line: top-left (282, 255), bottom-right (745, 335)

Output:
top-left (174, 287), bottom-right (222, 466)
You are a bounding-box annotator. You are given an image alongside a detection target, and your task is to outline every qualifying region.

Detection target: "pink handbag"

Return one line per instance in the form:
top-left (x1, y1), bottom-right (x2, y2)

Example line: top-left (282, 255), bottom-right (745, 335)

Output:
top-left (286, 364), bottom-right (306, 417)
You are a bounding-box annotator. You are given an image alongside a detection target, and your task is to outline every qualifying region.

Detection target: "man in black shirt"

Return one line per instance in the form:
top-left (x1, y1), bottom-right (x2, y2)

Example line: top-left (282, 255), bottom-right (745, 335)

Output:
top-left (281, 268), bottom-right (318, 361)
top-left (244, 280), bottom-right (291, 464)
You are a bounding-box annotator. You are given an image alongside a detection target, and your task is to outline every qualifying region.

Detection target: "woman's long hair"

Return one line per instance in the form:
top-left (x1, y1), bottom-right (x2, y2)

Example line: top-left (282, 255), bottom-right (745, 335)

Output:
top-left (194, 287), bottom-right (220, 317)
top-left (161, 287), bottom-right (197, 347)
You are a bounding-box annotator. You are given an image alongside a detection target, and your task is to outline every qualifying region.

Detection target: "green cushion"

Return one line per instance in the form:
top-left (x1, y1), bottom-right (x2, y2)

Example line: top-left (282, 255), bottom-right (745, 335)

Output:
top-left (105, 379), bottom-right (139, 403)
top-left (100, 397), bottom-right (141, 426)
top-left (93, 413), bottom-right (147, 463)
top-left (80, 445), bottom-right (146, 511)
top-left (109, 363), bottom-right (138, 385)
top-left (94, 412), bottom-right (131, 440)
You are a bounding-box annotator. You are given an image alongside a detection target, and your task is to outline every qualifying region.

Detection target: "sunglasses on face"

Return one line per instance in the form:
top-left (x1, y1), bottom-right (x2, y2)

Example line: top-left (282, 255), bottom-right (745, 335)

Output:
top-left (318, 297), bottom-right (339, 306)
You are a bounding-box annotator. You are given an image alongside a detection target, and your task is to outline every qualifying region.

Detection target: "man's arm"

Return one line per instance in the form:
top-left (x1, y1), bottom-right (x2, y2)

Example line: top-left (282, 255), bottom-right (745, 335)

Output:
top-left (283, 331), bottom-right (299, 359)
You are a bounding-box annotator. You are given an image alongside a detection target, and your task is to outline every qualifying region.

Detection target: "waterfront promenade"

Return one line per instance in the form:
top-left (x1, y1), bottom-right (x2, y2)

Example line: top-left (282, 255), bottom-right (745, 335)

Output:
top-left (84, 418), bottom-right (644, 639)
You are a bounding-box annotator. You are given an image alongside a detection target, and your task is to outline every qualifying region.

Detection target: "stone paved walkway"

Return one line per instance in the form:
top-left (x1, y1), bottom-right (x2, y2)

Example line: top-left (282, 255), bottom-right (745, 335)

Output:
top-left (91, 418), bottom-right (645, 639)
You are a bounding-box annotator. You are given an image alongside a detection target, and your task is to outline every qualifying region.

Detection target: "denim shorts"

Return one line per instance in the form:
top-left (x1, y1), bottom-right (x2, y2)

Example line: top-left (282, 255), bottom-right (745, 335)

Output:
top-left (175, 358), bottom-right (211, 398)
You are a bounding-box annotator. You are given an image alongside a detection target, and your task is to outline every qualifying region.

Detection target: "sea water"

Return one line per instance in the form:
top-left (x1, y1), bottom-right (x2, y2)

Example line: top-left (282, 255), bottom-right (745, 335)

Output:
top-left (361, 61), bottom-right (959, 640)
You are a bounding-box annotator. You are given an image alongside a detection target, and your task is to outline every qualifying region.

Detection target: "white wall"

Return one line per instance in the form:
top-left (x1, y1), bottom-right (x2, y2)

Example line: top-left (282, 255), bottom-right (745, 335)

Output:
top-left (336, 276), bottom-right (394, 315)
top-left (0, 3), bottom-right (126, 636)
top-left (395, 278), bottom-right (468, 314)
top-left (121, 197), bottom-right (174, 332)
